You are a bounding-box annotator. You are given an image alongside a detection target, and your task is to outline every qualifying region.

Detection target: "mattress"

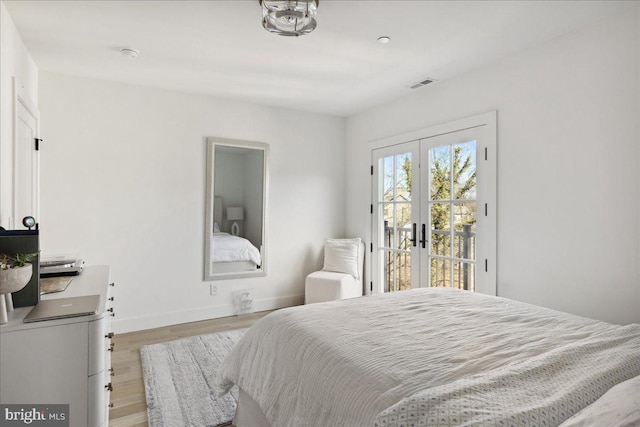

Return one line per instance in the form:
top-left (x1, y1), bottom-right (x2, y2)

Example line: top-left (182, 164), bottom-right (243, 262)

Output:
top-left (219, 288), bottom-right (640, 427)
top-left (211, 232), bottom-right (261, 265)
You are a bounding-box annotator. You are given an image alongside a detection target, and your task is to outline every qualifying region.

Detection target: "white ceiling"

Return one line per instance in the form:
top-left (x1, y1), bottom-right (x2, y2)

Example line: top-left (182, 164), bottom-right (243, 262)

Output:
top-left (4, 0), bottom-right (634, 117)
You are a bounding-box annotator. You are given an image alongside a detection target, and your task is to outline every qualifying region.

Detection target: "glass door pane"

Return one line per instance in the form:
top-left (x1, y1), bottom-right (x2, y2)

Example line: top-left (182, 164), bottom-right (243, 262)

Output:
top-left (372, 141), bottom-right (419, 294)
top-left (422, 130), bottom-right (478, 291)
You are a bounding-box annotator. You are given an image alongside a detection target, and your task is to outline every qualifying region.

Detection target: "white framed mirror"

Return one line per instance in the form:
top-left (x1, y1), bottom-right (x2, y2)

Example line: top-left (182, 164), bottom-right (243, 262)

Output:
top-left (205, 137), bottom-right (269, 280)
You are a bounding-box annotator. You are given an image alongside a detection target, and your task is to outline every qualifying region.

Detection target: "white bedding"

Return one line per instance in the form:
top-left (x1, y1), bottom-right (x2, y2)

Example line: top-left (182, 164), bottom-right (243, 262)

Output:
top-left (211, 232), bottom-right (261, 265)
top-left (558, 375), bottom-right (640, 427)
top-left (219, 288), bottom-right (640, 427)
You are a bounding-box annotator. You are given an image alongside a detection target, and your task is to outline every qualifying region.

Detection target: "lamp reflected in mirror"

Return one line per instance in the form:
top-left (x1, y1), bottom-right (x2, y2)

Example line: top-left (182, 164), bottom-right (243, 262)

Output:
top-left (227, 207), bottom-right (244, 236)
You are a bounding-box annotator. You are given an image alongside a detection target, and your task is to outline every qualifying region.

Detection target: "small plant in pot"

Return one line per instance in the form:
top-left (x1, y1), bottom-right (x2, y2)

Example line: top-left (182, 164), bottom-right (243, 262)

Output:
top-left (1, 253), bottom-right (38, 269)
top-left (0, 253), bottom-right (38, 324)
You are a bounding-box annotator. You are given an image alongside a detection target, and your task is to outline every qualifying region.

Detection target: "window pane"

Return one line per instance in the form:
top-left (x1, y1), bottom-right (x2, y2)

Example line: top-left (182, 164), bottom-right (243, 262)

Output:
top-left (453, 261), bottom-right (475, 291)
top-left (383, 249), bottom-right (394, 292)
top-left (431, 203), bottom-right (450, 230)
top-left (396, 203), bottom-right (412, 250)
top-left (454, 202), bottom-right (476, 231)
top-left (430, 258), bottom-right (451, 288)
top-left (430, 145), bottom-right (451, 200)
top-left (395, 153), bottom-right (412, 201)
top-left (396, 251), bottom-right (412, 291)
top-left (430, 203), bottom-right (450, 257)
top-left (453, 141), bottom-right (476, 200)
top-left (431, 231), bottom-right (450, 257)
top-left (453, 202), bottom-right (476, 260)
top-left (382, 203), bottom-right (394, 249)
top-left (383, 156), bottom-right (394, 202)
top-left (383, 250), bottom-right (412, 293)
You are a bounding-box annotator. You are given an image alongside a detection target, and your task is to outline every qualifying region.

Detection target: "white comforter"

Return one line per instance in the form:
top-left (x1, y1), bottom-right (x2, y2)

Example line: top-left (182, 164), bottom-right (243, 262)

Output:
top-left (212, 232), bottom-right (261, 265)
top-left (218, 288), bottom-right (640, 427)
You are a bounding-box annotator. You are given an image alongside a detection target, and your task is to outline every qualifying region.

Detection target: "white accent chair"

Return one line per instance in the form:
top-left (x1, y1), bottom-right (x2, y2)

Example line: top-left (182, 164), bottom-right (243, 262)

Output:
top-left (305, 239), bottom-right (365, 304)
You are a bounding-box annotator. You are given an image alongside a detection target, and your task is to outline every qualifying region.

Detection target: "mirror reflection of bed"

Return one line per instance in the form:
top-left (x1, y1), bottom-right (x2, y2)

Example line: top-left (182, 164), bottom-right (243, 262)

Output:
top-left (212, 196), bottom-right (262, 274)
top-left (205, 138), bottom-right (268, 280)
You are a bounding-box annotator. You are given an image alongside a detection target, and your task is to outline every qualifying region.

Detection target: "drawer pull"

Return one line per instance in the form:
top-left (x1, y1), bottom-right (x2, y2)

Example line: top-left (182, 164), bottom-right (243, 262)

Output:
top-left (105, 332), bottom-right (115, 339)
top-left (108, 296), bottom-right (114, 302)
top-left (109, 403), bottom-right (114, 408)
top-left (107, 307), bottom-right (114, 313)
top-left (110, 312), bottom-right (115, 317)
top-left (105, 383), bottom-right (113, 392)
top-left (110, 369), bottom-right (115, 377)
top-left (109, 282), bottom-right (115, 287)
top-left (108, 343), bottom-right (115, 352)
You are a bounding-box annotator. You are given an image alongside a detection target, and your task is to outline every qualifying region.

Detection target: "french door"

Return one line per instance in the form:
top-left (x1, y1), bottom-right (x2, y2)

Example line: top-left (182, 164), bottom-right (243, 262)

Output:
top-left (371, 142), bottom-right (420, 293)
top-left (372, 121), bottom-right (496, 295)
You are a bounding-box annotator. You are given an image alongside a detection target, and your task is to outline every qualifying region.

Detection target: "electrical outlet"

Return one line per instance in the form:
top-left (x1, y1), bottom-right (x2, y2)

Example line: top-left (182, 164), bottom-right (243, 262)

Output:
top-left (210, 284), bottom-right (218, 296)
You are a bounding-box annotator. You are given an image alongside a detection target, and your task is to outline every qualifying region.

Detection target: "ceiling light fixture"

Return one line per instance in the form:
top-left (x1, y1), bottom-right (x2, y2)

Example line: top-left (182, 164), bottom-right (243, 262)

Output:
top-left (377, 36), bottom-right (391, 44)
top-left (260, 0), bottom-right (319, 37)
top-left (120, 48), bottom-right (140, 59)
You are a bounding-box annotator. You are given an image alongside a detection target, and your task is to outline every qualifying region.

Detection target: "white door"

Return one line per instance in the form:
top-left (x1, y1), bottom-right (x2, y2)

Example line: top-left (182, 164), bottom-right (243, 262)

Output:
top-left (371, 122), bottom-right (496, 295)
top-left (14, 98), bottom-right (40, 226)
top-left (419, 126), bottom-right (495, 295)
top-left (371, 141), bottom-right (420, 294)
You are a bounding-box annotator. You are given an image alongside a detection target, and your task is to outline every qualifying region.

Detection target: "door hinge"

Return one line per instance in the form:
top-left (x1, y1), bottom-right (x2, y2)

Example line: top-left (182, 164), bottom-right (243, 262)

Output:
top-left (484, 147), bottom-right (487, 161)
top-left (370, 165), bottom-right (373, 175)
top-left (35, 138), bottom-right (42, 151)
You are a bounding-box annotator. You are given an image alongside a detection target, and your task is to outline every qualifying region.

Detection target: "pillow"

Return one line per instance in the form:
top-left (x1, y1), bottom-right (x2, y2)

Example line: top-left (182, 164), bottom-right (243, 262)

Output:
top-left (214, 222), bottom-right (221, 233)
top-left (558, 376), bottom-right (640, 427)
top-left (322, 238), bottom-right (361, 279)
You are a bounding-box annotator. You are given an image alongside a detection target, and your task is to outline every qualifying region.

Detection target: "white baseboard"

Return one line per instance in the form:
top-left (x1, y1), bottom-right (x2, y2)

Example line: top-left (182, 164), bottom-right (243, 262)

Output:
top-left (111, 294), bottom-right (304, 334)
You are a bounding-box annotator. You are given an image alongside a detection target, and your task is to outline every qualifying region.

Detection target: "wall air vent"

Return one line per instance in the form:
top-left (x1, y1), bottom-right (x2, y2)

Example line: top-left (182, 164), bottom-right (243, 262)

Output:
top-left (409, 78), bottom-right (437, 89)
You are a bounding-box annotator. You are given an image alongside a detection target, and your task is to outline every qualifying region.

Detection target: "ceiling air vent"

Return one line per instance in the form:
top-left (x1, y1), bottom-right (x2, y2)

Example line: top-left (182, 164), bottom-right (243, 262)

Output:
top-left (409, 78), bottom-right (437, 89)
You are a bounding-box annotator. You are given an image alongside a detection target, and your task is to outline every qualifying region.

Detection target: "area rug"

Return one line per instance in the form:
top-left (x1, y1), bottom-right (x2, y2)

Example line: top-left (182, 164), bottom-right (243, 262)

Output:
top-left (140, 328), bottom-right (247, 427)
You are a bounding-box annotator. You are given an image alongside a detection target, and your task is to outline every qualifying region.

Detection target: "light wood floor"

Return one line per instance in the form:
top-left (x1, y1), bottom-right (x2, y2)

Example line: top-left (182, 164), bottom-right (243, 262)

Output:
top-left (108, 311), bottom-right (270, 427)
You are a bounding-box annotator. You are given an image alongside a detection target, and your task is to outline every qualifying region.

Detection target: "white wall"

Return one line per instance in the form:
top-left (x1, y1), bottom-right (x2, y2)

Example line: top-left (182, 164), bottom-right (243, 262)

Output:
top-left (243, 150), bottom-right (264, 248)
top-left (38, 72), bottom-right (345, 333)
top-left (0, 1), bottom-right (39, 229)
top-left (214, 151), bottom-right (245, 233)
top-left (346, 9), bottom-right (640, 324)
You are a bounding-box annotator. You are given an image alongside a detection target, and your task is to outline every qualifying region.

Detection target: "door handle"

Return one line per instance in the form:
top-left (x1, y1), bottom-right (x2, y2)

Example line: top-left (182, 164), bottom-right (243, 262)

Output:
top-left (410, 223), bottom-right (417, 247)
top-left (420, 224), bottom-right (427, 249)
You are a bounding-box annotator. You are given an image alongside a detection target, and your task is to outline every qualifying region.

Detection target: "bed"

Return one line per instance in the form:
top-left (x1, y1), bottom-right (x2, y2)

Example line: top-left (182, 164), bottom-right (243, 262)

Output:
top-left (211, 196), bottom-right (261, 273)
top-left (211, 232), bottom-right (261, 271)
top-left (219, 287), bottom-right (640, 427)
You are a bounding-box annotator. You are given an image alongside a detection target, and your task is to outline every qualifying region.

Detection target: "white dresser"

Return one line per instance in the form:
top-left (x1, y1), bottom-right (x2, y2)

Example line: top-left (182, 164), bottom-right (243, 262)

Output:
top-left (0, 266), bottom-right (114, 427)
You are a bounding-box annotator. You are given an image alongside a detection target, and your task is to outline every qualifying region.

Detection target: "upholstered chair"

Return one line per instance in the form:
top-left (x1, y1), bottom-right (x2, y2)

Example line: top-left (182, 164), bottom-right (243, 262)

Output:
top-left (305, 238), bottom-right (365, 304)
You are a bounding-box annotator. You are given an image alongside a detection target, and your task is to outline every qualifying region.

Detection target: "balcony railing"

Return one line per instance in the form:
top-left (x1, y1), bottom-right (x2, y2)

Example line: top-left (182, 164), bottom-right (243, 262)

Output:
top-left (383, 222), bottom-right (475, 292)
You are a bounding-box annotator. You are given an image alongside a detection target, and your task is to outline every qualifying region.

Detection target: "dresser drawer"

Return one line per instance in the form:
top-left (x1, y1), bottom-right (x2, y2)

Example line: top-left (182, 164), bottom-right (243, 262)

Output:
top-left (87, 371), bottom-right (108, 427)
top-left (88, 317), bottom-right (109, 376)
top-left (104, 369), bottom-right (112, 427)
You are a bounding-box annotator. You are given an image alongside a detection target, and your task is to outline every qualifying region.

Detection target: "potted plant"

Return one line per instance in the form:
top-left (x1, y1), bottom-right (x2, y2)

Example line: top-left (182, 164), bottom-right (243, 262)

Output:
top-left (0, 253), bottom-right (37, 324)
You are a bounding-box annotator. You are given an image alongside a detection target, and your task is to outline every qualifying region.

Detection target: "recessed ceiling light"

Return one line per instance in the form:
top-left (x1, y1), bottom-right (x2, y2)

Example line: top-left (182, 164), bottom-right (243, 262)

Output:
top-left (120, 48), bottom-right (140, 59)
top-left (377, 36), bottom-right (391, 44)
